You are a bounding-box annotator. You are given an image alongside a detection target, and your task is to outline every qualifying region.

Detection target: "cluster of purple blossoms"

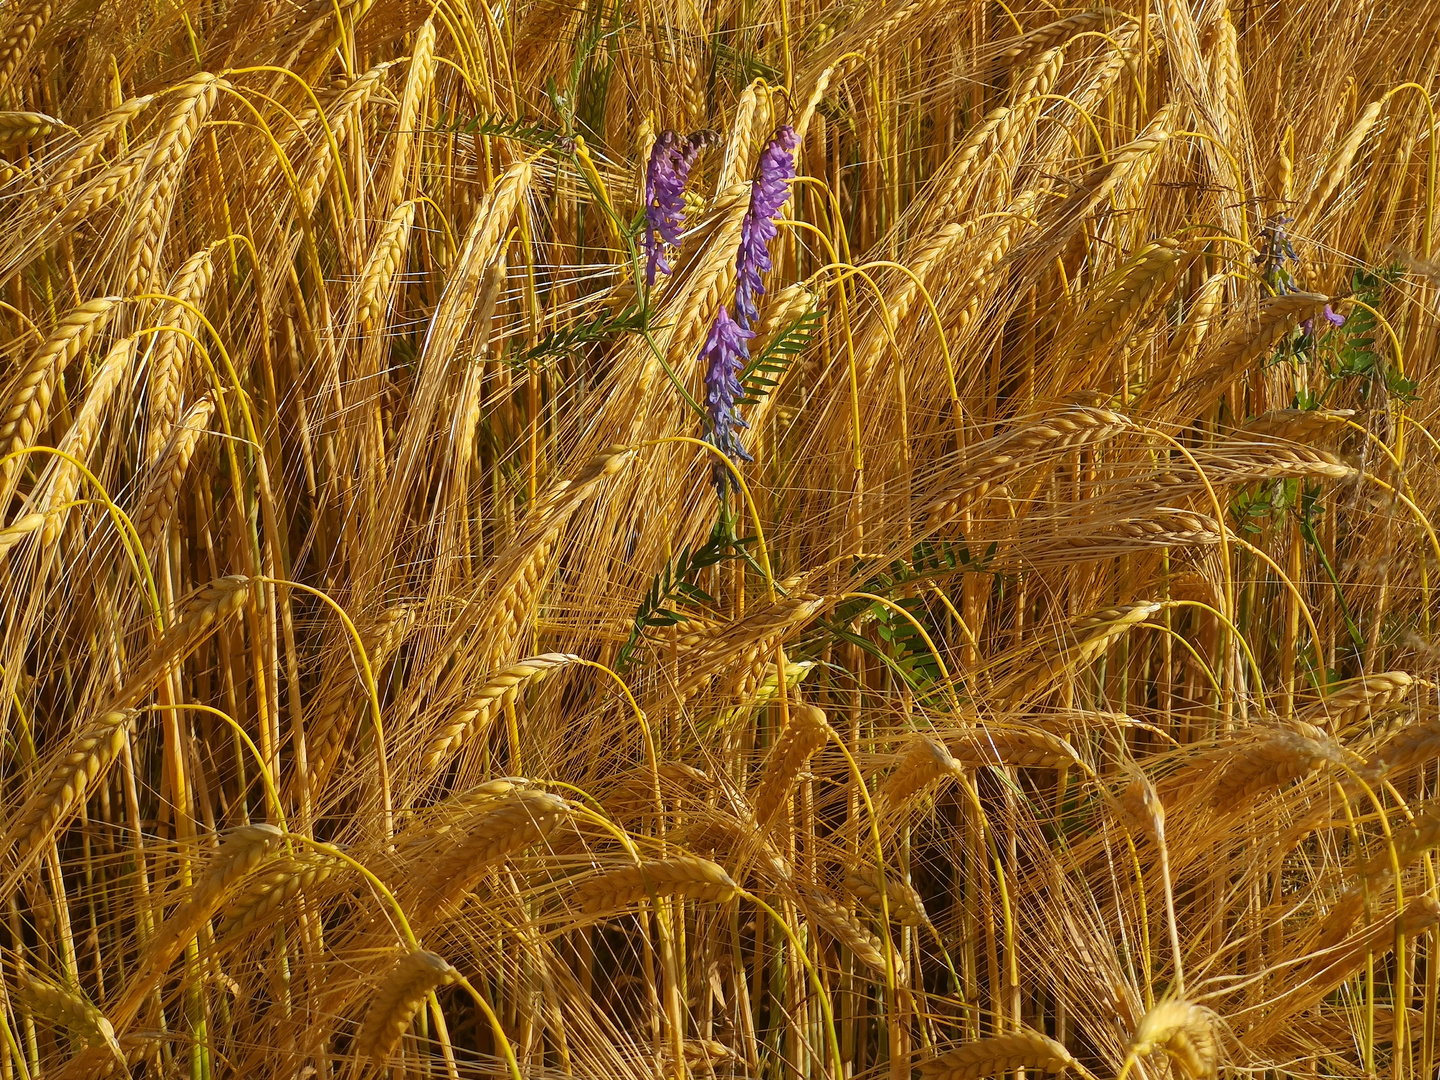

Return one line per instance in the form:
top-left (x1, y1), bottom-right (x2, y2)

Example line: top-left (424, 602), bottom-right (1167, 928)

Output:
top-left (1256, 213), bottom-right (1345, 335)
top-left (701, 308), bottom-right (756, 484)
top-left (734, 125), bottom-right (800, 329)
top-left (643, 129), bottom-right (715, 287)
top-left (700, 125), bottom-right (798, 494)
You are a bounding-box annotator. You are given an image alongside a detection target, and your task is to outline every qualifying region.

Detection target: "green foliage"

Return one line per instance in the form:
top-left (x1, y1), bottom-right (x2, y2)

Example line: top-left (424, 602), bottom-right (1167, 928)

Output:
top-left (1231, 478), bottom-right (1302, 535)
top-left (738, 308), bottom-right (823, 407)
top-left (434, 113), bottom-right (564, 147)
top-left (1284, 261), bottom-right (1415, 408)
top-left (1293, 481), bottom-right (1366, 656)
top-left (616, 520), bottom-right (756, 673)
top-left (710, 38), bottom-right (781, 89)
top-left (816, 539), bottom-right (995, 698)
top-left (512, 304), bottom-right (648, 367)
top-left (568, 0), bottom-right (626, 144)
top-left (1332, 262), bottom-right (1416, 403)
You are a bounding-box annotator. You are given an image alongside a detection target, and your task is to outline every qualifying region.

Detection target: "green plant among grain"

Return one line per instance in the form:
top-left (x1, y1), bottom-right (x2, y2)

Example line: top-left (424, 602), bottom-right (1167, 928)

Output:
top-left (0, 0), bottom-right (1438, 1078)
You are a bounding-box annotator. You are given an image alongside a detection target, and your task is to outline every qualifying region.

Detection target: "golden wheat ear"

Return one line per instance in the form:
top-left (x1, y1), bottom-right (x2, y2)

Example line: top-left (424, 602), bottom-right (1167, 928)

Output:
top-left (920, 1029), bottom-right (1077, 1080)
top-left (355, 950), bottom-right (458, 1065)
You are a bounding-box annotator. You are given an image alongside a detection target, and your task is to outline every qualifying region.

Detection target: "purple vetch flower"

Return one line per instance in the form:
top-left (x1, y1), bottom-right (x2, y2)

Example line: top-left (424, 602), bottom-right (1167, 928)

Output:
top-left (1301, 304), bottom-right (1346, 337)
top-left (643, 129), bottom-right (716, 287)
top-left (701, 306), bottom-right (755, 493)
top-left (734, 125), bottom-right (799, 329)
top-left (1258, 214), bottom-right (1345, 338)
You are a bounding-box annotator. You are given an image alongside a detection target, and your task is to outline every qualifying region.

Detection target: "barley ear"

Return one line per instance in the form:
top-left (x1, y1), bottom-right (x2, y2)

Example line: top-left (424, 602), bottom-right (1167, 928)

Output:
top-left (1129, 1000), bottom-right (1219, 1080)
top-left (575, 857), bottom-right (739, 915)
top-left (920, 1029), bottom-right (1076, 1080)
top-left (356, 950), bottom-right (458, 1064)
top-left (752, 703), bottom-right (831, 825)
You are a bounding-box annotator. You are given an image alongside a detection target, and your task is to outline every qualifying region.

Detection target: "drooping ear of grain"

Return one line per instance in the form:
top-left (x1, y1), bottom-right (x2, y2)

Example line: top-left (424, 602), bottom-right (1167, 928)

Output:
top-left (145, 245), bottom-right (216, 460)
top-left (357, 200), bottom-right (418, 330)
top-left (421, 654), bottom-right (581, 776)
top-left (146, 824), bottom-right (284, 955)
top-left (751, 702), bottom-right (831, 825)
top-left (48, 93), bottom-right (156, 197)
top-left (949, 726), bottom-right (1081, 771)
top-left (1209, 729), bottom-right (1339, 806)
top-left (1304, 670), bottom-right (1414, 729)
top-left (1295, 100), bottom-right (1383, 227)
top-left (112, 824), bottom-right (285, 1027)
top-left (414, 789), bottom-right (567, 916)
top-left (575, 857), bottom-right (739, 914)
top-left (0, 510), bottom-right (45, 559)
top-left (1005, 603), bottom-right (1163, 705)
top-left (216, 851), bottom-right (345, 938)
top-left (136, 395), bottom-right (215, 556)
top-left (8, 709), bottom-right (135, 860)
top-left (1130, 1000), bottom-right (1219, 1080)
top-left (0, 297), bottom-right (121, 496)
top-left (845, 863), bottom-right (932, 928)
top-left (879, 734), bottom-right (962, 813)
top-left (41, 333), bottom-right (136, 544)
top-left (803, 890), bottom-right (897, 977)
top-left (15, 973), bottom-right (123, 1060)
top-left (920, 1029), bottom-right (1076, 1080)
top-left (355, 950), bottom-right (458, 1064)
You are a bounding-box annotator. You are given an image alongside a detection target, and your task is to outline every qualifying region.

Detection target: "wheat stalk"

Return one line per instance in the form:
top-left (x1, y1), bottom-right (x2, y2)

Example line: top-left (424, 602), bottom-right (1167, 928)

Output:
top-left (751, 702), bottom-right (831, 825)
top-left (574, 857), bottom-right (739, 914)
top-left (0, 296), bottom-right (121, 495)
top-left (1129, 1000), bottom-right (1219, 1080)
top-left (355, 950), bottom-right (458, 1064)
top-left (920, 1030), bottom-right (1076, 1080)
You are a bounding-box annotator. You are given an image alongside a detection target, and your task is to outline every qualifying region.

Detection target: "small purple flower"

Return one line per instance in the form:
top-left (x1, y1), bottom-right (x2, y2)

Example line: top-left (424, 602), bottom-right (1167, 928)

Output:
top-left (1300, 303), bottom-right (1346, 337)
top-left (643, 129), bottom-right (715, 287)
top-left (700, 307), bottom-right (755, 493)
top-left (734, 125), bottom-right (798, 329)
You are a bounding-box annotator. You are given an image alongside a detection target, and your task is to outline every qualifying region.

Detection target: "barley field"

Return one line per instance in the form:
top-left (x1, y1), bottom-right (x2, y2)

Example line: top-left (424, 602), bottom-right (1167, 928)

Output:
top-left (1, 0), bottom-right (1439, 1078)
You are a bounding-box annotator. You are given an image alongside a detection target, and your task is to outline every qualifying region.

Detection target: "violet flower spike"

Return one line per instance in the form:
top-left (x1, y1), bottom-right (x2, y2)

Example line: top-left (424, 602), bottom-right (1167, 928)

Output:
top-left (700, 307), bottom-right (755, 494)
top-left (643, 130), bottom-right (714, 287)
top-left (734, 125), bottom-right (799, 329)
